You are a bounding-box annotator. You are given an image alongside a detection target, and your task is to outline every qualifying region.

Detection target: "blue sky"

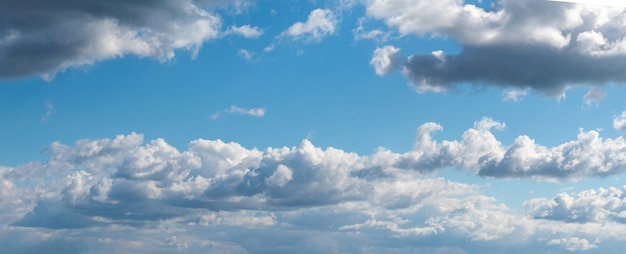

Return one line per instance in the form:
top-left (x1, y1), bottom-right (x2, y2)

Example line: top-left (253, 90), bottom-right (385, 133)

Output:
top-left (2, 0), bottom-right (626, 253)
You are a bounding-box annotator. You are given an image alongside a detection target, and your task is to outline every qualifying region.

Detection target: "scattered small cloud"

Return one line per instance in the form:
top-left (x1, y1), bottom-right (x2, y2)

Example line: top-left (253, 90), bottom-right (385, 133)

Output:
top-left (40, 101), bottom-right (55, 123)
top-left (227, 25), bottom-right (264, 39)
top-left (266, 8), bottom-right (338, 52)
top-left (210, 105), bottom-right (266, 120)
top-left (502, 88), bottom-right (530, 102)
top-left (614, 111), bottom-right (626, 132)
top-left (370, 45), bottom-right (402, 76)
top-left (237, 49), bottom-right (254, 61)
top-left (583, 86), bottom-right (607, 106)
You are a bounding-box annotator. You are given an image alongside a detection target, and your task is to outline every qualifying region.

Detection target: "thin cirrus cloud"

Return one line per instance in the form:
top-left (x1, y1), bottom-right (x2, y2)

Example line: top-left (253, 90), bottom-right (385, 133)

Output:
top-left (210, 105), bottom-right (266, 120)
top-left (0, 0), bottom-right (232, 80)
top-left (366, 0), bottom-right (626, 98)
top-left (4, 119), bottom-right (626, 252)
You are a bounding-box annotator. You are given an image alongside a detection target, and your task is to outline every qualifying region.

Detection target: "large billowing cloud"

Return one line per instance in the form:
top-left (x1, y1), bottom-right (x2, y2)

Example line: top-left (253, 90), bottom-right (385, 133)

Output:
top-left (4, 118), bottom-right (626, 252)
top-left (0, 0), bottom-right (254, 79)
top-left (366, 0), bottom-right (626, 97)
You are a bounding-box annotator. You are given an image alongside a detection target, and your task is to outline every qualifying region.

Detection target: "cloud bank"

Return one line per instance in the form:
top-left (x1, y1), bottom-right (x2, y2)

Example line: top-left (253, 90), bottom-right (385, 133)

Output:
top-left (4, 118), bottom-right (626, 252)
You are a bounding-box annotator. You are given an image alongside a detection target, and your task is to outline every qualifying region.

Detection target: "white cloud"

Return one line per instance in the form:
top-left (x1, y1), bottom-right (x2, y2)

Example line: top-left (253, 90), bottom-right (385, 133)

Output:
top-left (548, 237), bottom-right (598, 252)
top-left (280, 8), bottom-right (338, 42)
top-left (7, 117), bottom-right (626, 252)
top-left (210, 105), bottom-right (266, 120)
top-left (40, 100), bottom-right (56, 122)
top-left (502, 89), bottom-right (530, 102)
top-left (370, 46), bottom-right (402, 75)
top-left (583, 87), bottom-right (607, 105)
top-left (227, 25), bottom-right (264, 39)
top-left (614, 111), bottom-right (626, 132)
top-left (237, 49), bottom-right (254, 61)
top-left (524, 187), bottom-right (626, 223)
top-left (265, 164), bottom-right (293, 187)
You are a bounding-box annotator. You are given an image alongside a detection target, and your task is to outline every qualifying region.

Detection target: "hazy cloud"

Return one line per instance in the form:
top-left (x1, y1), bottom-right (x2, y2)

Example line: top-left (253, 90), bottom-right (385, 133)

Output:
top-left (227, 25), bottom-right (264, 39)
top-left (210, 105), bottom-right (266, 119)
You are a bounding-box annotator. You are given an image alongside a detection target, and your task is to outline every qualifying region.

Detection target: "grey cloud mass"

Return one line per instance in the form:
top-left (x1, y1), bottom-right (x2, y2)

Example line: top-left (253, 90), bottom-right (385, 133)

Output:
top-left (0, 0), bottom-right (233, 79)
top-left (367, 0), bottom-right (626, 97)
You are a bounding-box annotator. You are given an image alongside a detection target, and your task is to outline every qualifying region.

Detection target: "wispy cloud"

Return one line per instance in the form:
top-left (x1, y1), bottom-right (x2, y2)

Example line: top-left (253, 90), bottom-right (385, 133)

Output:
top-left (40, 101), bottom-right (55, 123)
top-left (210, 105), bottom-right (266, 120)
top-left (226, 25), bottom-right (264, 39)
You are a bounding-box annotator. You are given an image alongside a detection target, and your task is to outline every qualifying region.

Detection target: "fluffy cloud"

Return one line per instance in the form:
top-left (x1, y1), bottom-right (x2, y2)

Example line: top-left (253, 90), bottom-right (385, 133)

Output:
top-left (614, 111), bottom-right (626, 132)
top-left (525, 186), bottom-right (626, 223)
top-left (0, 0), bottom-right (234, 79)
top-left (366, 0), bottom-right (626, 97)
top-left (371, 46), bottom-right (403, 75)
top-left (279, 8), bottom-right (338, 42)
top-left (4, 118), bottom-right (626, 252)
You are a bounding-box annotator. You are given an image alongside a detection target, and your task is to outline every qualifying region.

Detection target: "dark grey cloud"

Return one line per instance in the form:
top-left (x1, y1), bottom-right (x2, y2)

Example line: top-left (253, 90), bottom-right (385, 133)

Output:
top-left (366, 0), bottom-right (626, 98)
top-left (402, 45), bottom-right (626, 96)
top-left (0, 0), bottom-right (230, 79)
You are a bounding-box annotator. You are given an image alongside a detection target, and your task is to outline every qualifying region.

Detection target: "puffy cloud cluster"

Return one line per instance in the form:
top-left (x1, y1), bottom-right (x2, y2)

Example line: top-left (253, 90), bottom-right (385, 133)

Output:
top-left (525, 186), bottom-right (626, 223)
top-left (366, 0), bottom-right (626, 97)
top-left (0, 0), bottom-right (260, 79)
top-left (3, 118), bottom-right (626, 252)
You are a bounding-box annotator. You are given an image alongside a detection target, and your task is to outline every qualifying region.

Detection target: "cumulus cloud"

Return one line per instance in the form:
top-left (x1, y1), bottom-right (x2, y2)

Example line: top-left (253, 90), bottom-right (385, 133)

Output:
top-left (365, 0), bottom-right (626, 97)
top-left (279, 8), bottom-right (338, 42)
top-left (371, 46), bottom-right (403, 75)
top-left (210, 105), bottom-right (266, 119)
top-left (614, 111), bottom-right (626, 132)
top-left (5, 128), bottom-right (626, 252)
top-left (525, 186), bottom-right (626, 224)
top-left (0, 0), bottom-right (231, 79)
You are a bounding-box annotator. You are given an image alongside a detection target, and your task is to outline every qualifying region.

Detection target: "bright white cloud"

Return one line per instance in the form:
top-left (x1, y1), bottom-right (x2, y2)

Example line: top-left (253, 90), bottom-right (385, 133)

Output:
top-left (370, 46), bottom-right (403, 76)
top-left (280, 8), bottom-right (338, 42)
top-left (5, 124), bottom-right (626, 252)
top-left (614, 111), bottom-right (626, 132)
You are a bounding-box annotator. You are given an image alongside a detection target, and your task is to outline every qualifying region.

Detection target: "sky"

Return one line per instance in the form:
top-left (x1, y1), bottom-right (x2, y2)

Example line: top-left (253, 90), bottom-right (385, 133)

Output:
top-left (2, 0), bottom-right (626, 253)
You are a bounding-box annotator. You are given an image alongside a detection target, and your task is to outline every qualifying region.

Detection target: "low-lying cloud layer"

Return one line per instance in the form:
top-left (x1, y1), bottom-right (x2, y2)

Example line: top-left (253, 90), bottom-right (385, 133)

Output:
top-left (3, 118), bottom-right (626, 252)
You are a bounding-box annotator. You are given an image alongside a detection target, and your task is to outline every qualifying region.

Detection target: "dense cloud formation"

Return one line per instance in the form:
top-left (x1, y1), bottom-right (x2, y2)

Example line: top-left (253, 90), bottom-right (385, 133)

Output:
top-left (367, 0), bottom-right (626, 97)
top-left (0, 0), bottom-right (250, 79)
top-left (3, 119), bottom-right (626, 252)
